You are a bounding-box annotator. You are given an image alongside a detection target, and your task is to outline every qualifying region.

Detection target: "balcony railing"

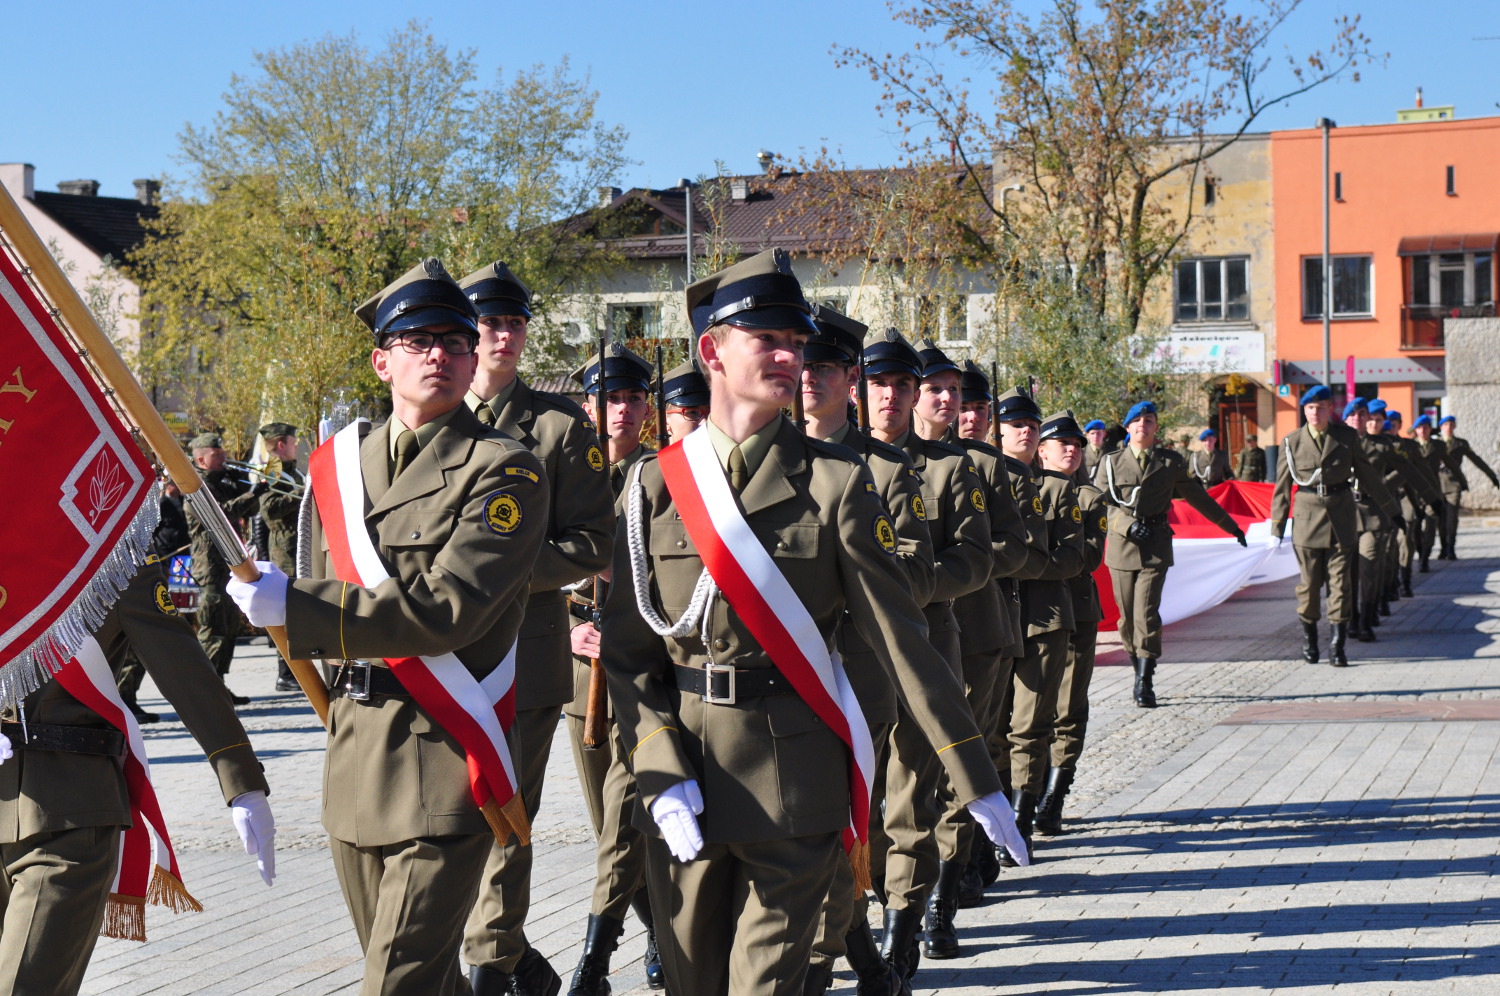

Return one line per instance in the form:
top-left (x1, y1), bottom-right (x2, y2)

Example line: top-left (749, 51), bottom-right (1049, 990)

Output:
top-left (1400, 302), bottom-right (1495, 349)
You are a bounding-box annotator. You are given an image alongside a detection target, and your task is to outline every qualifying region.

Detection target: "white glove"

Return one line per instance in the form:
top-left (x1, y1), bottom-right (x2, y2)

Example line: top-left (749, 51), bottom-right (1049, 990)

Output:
top-left (0, 732), bottom-right (12, 765)
top-left (651, 779), bottom-right (705, 862)
top-left (1266, 534), bottom-right (1284, 550)
top-left (226, 561), bottom-right (288, 628)
top-left (968, 790), bottom-right (1030, 867)
top-left (231, 790), bottom-right (277, 886)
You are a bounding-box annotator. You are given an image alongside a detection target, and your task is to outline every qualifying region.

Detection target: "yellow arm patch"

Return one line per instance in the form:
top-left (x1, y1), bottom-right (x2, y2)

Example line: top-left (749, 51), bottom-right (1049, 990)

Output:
top-left (585, 445), bottom-right (605, 471)
top-left (483, 491), bottom-right (524, 534)
top-left (1071, 505), bottom-right (1082, 523)
top-left (911, 493), bottom-right (927, 521)
top-left (969, 487), bottom-right (986, 513)
top-left (873, 514), bottom-right (898, 554)
top-left (152, 579), bottom-right (177, 615)
top-left (504, 466), bottom-right (540, 483)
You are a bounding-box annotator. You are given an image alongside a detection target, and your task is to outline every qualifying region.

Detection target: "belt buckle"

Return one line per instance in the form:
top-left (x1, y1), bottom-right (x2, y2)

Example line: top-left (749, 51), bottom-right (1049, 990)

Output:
top-left (702, 660), bottom-right (737, 705)
top-left (343, 660), bottom-right (373, 701)
top-left (1316, 483), bottom-right (1328, 498)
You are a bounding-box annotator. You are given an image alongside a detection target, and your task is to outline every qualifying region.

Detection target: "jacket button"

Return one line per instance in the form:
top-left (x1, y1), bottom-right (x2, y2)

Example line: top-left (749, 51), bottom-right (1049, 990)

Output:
top-left (776, 541), bottom-right (785, 549)
top-left (310, 649), bottom-right (323, 657)
top-left (676, 540), bottom-right (686, 548)
top-left (713, 639), bottom-right (729, 651)
top-left (411, 531), bottom-right (421, 539)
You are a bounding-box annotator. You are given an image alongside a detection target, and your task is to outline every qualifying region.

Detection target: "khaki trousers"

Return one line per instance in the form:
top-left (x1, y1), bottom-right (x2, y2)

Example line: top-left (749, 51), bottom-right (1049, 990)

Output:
top-left (1442, 493), bottom-right (1462, 553)
top-left (1109, 568), bottom-right (1168, 660)
top-left (1357, 529), bottom-right (1385, 612)
top-left (1294, 542), bottom-right (1352, 624)
top-left (332, 832), bottom-right (492, 996)
top-left (0, 826), bottom-right (118, 996)
top-left (645, 831), bottom-right (840, 996)
top-left (1006, 629), bottom-right (1071, 795)
top-left (984, 656), bottom-right (1018, 789)
top-left (934, 648), bottom-right (1002, 863)
top-left (869, 627), bottom-right (959, 912)
top-left (811, 722), bottom-right (893, 972)
top-left (463, 705), bottom-right (560, 972)
top-left (1051, 619), bottom-right (1099, 770)
top-left (566, 716), bottom-right (648, 920)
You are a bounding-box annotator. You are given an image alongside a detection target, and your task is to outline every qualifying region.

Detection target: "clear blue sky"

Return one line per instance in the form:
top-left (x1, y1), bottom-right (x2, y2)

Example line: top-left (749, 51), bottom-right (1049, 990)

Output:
top-left (4, 0), bottom-right (1495, 200)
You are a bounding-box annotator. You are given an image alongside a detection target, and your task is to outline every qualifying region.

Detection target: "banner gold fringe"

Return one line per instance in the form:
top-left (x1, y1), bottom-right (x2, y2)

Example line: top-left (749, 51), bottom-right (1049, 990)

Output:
top-left (147, 867), bottom-right (203, 915)
top-left (101, 895), bottom-right (146, 942)
top-left (481, 792), bottom-right (532, 847)
top-left (849, 840), bottom-right (873, 894)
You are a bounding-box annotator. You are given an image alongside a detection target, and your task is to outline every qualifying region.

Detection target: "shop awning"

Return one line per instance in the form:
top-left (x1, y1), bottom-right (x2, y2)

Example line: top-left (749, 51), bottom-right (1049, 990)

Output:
top-left (1397, 233), bottom-right (1500, 256)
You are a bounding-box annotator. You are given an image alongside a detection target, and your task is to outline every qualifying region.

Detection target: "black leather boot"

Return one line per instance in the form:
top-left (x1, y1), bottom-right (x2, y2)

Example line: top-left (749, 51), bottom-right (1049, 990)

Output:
top-left (1328, 622), bottom-right (1349, 667)
top-left (470, 965), bottom-right (513, 996)
top-left (968, 833), bottom-right (1000, 889)
top-left (1375, 595), bottom-right (1388, 620)
top-left (844, 919), bottom-right (909, 996)
top-left (511, 947), bottom-right (563, 996)
top-left (803, 962), bottom-right (834, 995)
top-left (1300, 620), bottom-right (1320, 663)
top-left (1401, 564), bottom-right (1414, 597)
top-left (956, 858), bottom-right (985, 908)
top-left (879, 906), bottom-right (922, 981)
top-left (922, 861), bottom-right (963, 959)
top-left (567, 915), bottom-right (624, 996)
top-left (1419, 553), bottom-right (1430, 573)
top-left (630, 893), bottom-right (664, 990)
top-left (1130, 656), bottom-right (1145, 705)
top-left (1035, 767), bottom-right (1074, 837)
top-left (1135, 659), bottom-right (1157, 708)
top-left (1004, 788), bottom-right (1037, 866)
top-left (1354, 605), bottom-right (1376, 642)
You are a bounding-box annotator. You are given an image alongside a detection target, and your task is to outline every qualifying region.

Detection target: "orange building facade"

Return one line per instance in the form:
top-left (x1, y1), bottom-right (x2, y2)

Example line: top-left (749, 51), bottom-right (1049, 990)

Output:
top-left (1269, 116), bottom-right (1500, 437)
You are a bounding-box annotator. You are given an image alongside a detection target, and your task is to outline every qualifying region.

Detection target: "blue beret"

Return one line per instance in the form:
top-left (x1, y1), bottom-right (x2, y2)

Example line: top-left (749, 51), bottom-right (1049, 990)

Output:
top-left (1412, 414), bottom-right (1434, 429)
top-left (1382, 418), bottom-right (1394, 432)
top-left (1342, 399), bottom-right (1367, 419)
top-left (1123, 400), bottom-right (1157, 426)
top-left (1440, 415), bottom-right (1456, 426)
top-left (1198, 428), bottom-right (1217, 441)
top-left (1084, 419), bottom-right (1106, 432)
top-left (1387, 410), bottom-right (1403, 422)
top-left (1300, 384), bottom-right (1332, 405)
top-left (1366, 399), bottom-right (1387, 415)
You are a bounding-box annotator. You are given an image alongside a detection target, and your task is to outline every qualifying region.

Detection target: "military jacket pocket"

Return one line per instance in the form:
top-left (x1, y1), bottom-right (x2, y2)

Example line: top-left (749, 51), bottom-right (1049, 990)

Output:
top-left (753, 521), bottom-right (819, 559)
top-left (650, 518), bottom-right (698, 559)
top-left (378, 509), bottom-right (456, 549)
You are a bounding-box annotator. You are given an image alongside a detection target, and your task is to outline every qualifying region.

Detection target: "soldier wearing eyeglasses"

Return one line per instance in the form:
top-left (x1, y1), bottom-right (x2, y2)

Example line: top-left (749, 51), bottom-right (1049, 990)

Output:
top-left (456, 263), bottom-right (616, 996)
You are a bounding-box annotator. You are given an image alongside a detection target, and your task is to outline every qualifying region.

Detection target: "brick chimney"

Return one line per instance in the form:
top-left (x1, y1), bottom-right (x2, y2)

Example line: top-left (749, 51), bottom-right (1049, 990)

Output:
top-left (1415, 86), bottom-right (1424, 108)
top-left (597, 186), bottom-right (621, 208)
top-left (133, 178), bottom-right (161, 206)
top-left (57, 179), bottom-right (100, 197)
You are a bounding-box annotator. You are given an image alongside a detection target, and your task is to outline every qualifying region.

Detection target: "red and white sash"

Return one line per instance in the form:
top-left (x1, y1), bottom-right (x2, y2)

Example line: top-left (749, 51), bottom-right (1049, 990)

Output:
top-left (52, 636), bottom-right (201, 942)
top-left (657, 428), bottom-right (876, 885)
top-left (307, 420), bottom-right (528, 845)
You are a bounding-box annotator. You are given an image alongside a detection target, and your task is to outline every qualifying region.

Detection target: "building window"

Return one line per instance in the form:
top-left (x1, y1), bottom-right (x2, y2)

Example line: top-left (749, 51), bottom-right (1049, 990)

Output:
top-left (607, 303), bottom-right (660, 339)
top-left (1446, 165), bottom-right (1456, 197)
top-left (1334, 172), bottom-right (1343, 202)
top-left (1302, 255), bottom-right (1373, 319)
top-left (915, 294), bottom-right (968, 343)
top-left (1175, 257), bottom-right (1250, 323)
top-left (1203, 177), bottom-right (1216, 207)
top-left (1409, 252), bottom-right (1493, 309)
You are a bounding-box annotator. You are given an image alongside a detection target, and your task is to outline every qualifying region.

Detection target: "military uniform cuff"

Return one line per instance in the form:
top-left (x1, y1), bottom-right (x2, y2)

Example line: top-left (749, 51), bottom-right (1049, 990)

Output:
top-left (210, 743), bottom-right (270, 805)
top-left (937, 736), bottom-right (1004, 805)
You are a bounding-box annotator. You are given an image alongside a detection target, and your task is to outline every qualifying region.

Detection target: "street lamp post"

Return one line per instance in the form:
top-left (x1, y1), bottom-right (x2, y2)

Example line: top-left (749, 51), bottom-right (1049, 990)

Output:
top-left (1318, 118), bottom-right (1337, 389)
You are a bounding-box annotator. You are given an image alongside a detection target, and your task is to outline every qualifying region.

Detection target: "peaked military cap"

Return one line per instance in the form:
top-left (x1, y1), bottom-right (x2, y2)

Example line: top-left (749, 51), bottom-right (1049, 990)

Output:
top-left (1039, 409), bottom-right (1085, 442)
top-left (572, 341), bottom-right (653, 395)
top-left (1083, 419), bottom-right (1107, 432)
top-left (458, 261), bottom-right (532, 319)
top-left (917, 336), bottom-right (961, 380)
top-left (658, 360), bottom-right (710, 408)
top-left (258, 422), bottom-right (297, 441)
top-left (356, 258), bottom-right (478, 339)
top-left (960, 360), bottom-right (991, 403)
top-left (686, 248), bottom-right (815, 335)
top-left (862, 328), bottom-right (923, 380)
top-left (1122, 399), bottom-right (1157, 426)
top-left (1300, 384), bottom-right (1332, 405)
top-left (806, 303), bottom-right (866, 364)
top-left (189, 432), bottom-right (224, 450)
top-left (995, 386), bottom-right (1043, 423)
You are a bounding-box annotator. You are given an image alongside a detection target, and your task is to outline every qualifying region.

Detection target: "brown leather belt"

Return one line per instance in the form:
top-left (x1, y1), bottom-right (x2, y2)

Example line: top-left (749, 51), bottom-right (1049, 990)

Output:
top-left (1, 721), bottom-right (126, 757)
top-left (671, 662), bottom-right (794, 704)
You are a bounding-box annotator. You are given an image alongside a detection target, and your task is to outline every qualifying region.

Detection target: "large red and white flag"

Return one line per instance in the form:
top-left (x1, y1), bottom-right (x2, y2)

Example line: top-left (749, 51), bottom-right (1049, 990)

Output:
top-left (0, 240), bottom-right (156, 705)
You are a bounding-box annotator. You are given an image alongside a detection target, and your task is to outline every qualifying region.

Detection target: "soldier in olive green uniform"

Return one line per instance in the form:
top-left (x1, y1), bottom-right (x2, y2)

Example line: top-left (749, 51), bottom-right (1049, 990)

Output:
top-left (1438, 415), bottom-right (1499, 559)
top-left (1344, 399), bottom-right (1402, 642)
top-left (1188, 429), bottom-right (1234, 486)
top-left (601, 252), bottom-right (1021, 996)
top-left (1410, 415), bottom-right (1466, 569)
top-left (1035, 412), bottom-right (1106, 837)
top-left (1271, 385), bottom-right (1398, 667)
top-left (862, 329), bottom-right (994, 976)
top-left (256, 422), bottom-right (306, 692)
top-left (559, 344), bottom-right (661, 996)
top-left (1236, 436), bottom-right (1267, 483)
top-left (993, 389), bottom-right (1085, 859)
top-left (185, 432), bottom-right (261, 701)
top-left (910, 348), bottom-right (1030, 953)
top-left (1082, 420), bottom-right (1114, 480)
top-left (1382, 410), bottom-right (1446, 597)
top-left (229, 259), bottom-right (550, 996)
top-left (2, 560), bottom-right (273, 996)
top-left (1094, 401), bottom-right (1247, 706)
top-left (801, 306), bottom-right (934, 995)
top-left (453, 263), bottom-right (616, 996)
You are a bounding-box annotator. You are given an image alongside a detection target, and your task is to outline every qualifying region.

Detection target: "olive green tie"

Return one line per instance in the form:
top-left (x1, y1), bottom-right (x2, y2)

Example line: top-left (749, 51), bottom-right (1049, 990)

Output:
top-left (475, 402), bottom-right (496, 427)
top-left (393, 430), bottom-right (419, 479)
top-left (728, 445), bottom-right (749, 493)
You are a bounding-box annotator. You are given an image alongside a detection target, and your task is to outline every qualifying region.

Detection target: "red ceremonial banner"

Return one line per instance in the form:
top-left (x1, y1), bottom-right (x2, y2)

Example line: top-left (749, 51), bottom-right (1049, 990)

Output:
top-left (0, 243), bottom-right (155, 704)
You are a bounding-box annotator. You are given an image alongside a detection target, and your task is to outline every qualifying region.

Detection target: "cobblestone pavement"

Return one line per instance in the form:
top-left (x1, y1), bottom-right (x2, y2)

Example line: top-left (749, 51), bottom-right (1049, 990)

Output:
top-left (82, 523), bottom-right (1500, 994)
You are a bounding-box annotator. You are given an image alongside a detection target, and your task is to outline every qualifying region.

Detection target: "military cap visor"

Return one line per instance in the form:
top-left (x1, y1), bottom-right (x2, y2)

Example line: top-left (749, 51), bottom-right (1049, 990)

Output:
top-left (258, 422), bottom-right (297, 440)
top-left (807, 305), bottom-right (866, 364)
top-left (862, 331), bottom-right (923, 381)
top-left (959, 361), bottom-right (991, 402)
top-left (660, 362), bottom-right (711, 407)
top-left (995, 388), bottom-right (1042, 423)
top-left (1039, 411), bottom-right (1085, 442)
top-left (918, 339), bottom-right (961, 379)
top-left (574, 344), bottom-right (654, 395)
top-left (189, 433), bottom-right (224, 450)
top-left (460, 264), bottom-right (533, 319)
top-left (687, 249), bottom-right (816, 335)
top-left (1300, 384), bottom-right (1332, 405)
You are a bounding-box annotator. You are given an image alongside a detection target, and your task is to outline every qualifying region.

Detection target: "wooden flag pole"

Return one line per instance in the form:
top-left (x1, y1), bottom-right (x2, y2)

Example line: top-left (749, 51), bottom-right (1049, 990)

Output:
top-left (0, 182), bottom-right (329, 725)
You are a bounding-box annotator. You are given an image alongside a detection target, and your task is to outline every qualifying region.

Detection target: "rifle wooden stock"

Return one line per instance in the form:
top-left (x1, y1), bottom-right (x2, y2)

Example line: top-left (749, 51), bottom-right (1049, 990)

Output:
top-left (0, 183), bottom-right (331, 725)
top-left (582, 330), bottom-right (611, 750)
